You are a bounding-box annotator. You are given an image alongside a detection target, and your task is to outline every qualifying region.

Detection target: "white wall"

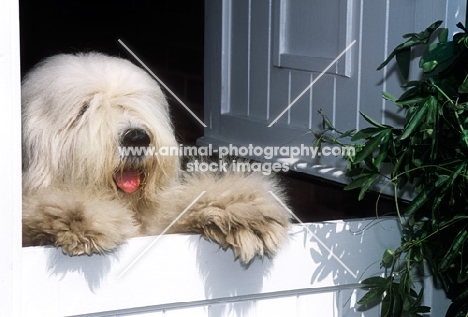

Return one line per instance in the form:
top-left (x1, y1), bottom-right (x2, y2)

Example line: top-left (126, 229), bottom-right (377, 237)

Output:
top-left (202, 0), bottom-right (467, 185)
top-left (22, 219), bottom-right (449, 317)
top-left (0, 0), bottom-right (22, 316)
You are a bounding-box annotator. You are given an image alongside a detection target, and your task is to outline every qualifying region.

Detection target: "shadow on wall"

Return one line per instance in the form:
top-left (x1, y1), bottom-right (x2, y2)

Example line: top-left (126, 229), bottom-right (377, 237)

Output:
top-left (195, 239), bottom-right (273, 317)
top-left (20, 218), bottom-right (411, 316)
top-left (46, 246), bottom-right (116, 293)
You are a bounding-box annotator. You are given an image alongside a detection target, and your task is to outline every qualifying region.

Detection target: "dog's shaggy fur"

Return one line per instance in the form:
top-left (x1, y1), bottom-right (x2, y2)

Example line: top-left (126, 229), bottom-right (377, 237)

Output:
top-left (22, 53), bottom-right (290, 263)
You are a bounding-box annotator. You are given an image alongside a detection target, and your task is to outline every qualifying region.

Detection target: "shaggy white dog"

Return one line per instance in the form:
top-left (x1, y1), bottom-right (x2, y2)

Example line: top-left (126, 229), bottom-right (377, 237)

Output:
top-left (22, 52), bottom-right (290, 263)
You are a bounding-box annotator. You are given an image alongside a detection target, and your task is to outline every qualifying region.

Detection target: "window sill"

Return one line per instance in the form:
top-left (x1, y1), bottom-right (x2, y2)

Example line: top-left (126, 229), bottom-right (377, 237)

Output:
top-left (22, 218), bottom-right (448, 316)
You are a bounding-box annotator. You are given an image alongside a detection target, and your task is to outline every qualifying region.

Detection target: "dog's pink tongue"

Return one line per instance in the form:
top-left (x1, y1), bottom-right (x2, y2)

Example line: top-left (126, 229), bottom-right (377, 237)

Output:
top-left (115, 171), bottom-right (141, 193)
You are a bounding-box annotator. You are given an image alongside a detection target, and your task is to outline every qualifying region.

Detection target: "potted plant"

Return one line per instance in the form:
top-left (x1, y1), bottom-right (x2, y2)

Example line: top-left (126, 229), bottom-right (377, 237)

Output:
top-left (314, 21), bottom-right (468, 317)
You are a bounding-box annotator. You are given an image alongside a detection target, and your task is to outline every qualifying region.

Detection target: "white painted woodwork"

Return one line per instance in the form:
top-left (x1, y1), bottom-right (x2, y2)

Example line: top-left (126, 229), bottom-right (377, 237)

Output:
top-left (0, 0), bottom-right (22, 316)
top-left (21, 219), bottom-right (450, 316)
top-left (202, 0), bottom-right (467, 186)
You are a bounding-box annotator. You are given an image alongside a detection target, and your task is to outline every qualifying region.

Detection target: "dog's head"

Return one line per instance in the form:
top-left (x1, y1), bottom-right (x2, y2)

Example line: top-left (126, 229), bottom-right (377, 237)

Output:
top-left (22, 53), bottom-right (179, 200)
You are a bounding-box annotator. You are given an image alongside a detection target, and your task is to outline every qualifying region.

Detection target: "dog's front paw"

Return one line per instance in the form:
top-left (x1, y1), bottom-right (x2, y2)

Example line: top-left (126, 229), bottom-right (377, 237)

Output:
top-left (164, 172), bottom-right (291, 264)
top-left (202, 199), bottom-right (290, 263)
top-left (174, 173), bottom-right (291, 264)
top-left (53, 207), bottom-right (115, 255)
top-left (23, 191), bottom-right (139, 255)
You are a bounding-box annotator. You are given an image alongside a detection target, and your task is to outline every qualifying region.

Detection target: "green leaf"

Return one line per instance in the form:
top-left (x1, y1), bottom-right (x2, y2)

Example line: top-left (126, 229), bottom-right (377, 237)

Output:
top-left (438, 28), bottom-right (449, 43)
top-left (414, 288), bottom-right (425, 304)
top-left (419, 42), bottom-right (455, 75)
top-left (337, 129), bottom-right (356, 139)
top-left (357, 286), bottom-right (386, 305)
top-left (358, 173), bottom-right (379, 200)
top-left (361, 276), bottom-right (388, 286)
top-left (344, 174), bottom-right (377, 191)
top-left (399, 98), bottom-right (432, 140)
top-left (377, 20), bottom-right (443, 72)
top-left (458, 249), bottom-right (468, 283)
top-left (399, 273), bottom-right (411, 297)
top-left (409, 287), bottom-right (420, 299)
top-left (374, 130), bottom-right (392, 167)
top-left (396, 86), bottom-right (428, 106)
top-left (312, 136), bottom-right (322, 149)
top-left (456, 22), bottom-right (468, 32)
top-left (415, 306), bottom-right (431, 313)
top-left (322, 115), bottom-right (334, 130)
top-left (393, 291), bottom-right (403, 317)
top-left (381, 292), bottom-right (393, 317)
top-left (353, 132), bottom-right (388, 163)
top-left (391, 151), bottom-right (407, 179)
top-left (381, 248), bottom-right (394, 267)
top-left (458, 75), bottom-right (468, 94)
top-left (405, 186), bottom-right (436, 216)
top-left (398, 86), bottom-right (421, 101)
top-left (351, 127), bottom-right (383, 141)
top-left (454, 287), bottom-right (468, 302)
top-left (382, 91), bottom-right (399, 103)
top-left (401, 81), bottom-right (424, 88)
top-left (420, 42), bottom-right (454, 67)
top-left (360, 112), bottom-right (388, 129)
top-left (422, 60), bottom-right (438, 73)
top-left (396, 47), bottom-right (412, 79)
top-left (440, 228), bottom-right (468, 272)
top-left (345, 167), bottom-right (374, 177)
top-left (344, 173), bottom-right (379, 200)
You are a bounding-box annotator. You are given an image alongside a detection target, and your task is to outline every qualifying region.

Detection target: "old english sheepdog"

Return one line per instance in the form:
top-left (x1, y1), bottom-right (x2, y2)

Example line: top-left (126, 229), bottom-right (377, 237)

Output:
top-left (21, 52), bottom-right (290, 263)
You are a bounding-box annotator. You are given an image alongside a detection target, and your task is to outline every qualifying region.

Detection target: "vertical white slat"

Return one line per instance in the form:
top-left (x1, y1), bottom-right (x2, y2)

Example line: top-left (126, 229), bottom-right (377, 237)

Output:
top-left (268, 67), bottom-right (291, 126)
top-left (266, 0), bottom-right (288, 126)
top-left (220, 0), bottom-right (232, 115)
top-left (228, 0), bottom-right (250, 117)
top-left (386, 0), bottom-right (418, 128)
top-left (287, 71), bottom-right (292, 125)
top-left (311, 74), bottom-right (336, 130)
top-left (331, 0), bottom-right (360, 132)
top-left (356, 0), bottom-right (388, 127)
top-left (248, 0), bottom-right (271, 120)
top-left (415, 0), bottom-right (456, 32)
top-left (334, 74), bottom-right (359, 132)
top-left (204, 0), bottom-right (224, 125)
top-left (289, 70), bottom-right (312, 129)
top-left (247, 0), bottom-right (251, 116)
top-left (308, 73), bottom-right (313, 129)
top-left (354, 0), bottom-right (364, 128)
top-left (266, 0), bottom-right (272, 121)
top-left (0, 0), bottom-right (22, 316)
top-left (381, 0), bottom-right (390, 125)
top-left (342, 0), bottom-right (356, 78)
top-left (364, 0), bottom-right (417, 129)
top-left (445, 0), bottom-right (466, 35)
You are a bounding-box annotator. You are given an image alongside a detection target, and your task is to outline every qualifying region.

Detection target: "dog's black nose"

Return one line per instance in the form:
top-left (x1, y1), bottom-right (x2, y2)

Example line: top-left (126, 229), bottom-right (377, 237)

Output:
top-left (121, 129), bottom-right (151, 147)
